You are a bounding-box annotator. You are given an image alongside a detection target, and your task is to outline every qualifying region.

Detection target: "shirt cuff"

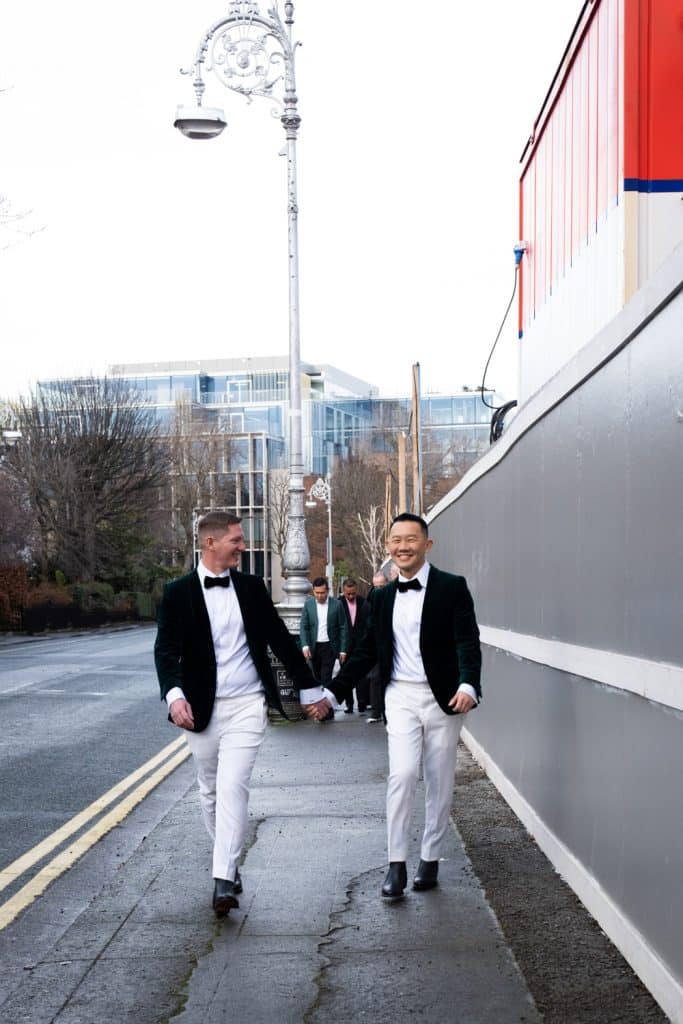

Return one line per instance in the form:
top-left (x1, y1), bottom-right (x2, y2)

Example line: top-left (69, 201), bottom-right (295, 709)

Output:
top-left (457, 683), bottom-right (478, 704)
top-left (165, 687), bottom-right (186, 707)
top-left (299, 686), bottom-right (326, 704)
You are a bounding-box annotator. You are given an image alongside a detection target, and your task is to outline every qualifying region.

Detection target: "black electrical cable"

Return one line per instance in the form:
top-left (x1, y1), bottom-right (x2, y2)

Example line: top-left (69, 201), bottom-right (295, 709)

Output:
top-left (478, 264), bottom-right (519, 411)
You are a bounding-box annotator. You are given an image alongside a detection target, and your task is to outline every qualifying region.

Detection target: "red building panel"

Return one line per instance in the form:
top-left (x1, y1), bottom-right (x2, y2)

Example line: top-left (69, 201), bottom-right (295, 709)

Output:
top-left (624, 0), bottom-right (683, 188)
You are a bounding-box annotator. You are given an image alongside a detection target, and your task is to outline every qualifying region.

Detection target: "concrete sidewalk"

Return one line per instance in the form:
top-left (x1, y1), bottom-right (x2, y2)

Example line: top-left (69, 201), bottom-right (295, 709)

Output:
top-left (1, 714), bottom-right (539, 1024)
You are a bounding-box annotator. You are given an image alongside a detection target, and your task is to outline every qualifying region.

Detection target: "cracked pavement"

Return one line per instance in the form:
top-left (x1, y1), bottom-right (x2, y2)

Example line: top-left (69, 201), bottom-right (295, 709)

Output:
top-left (0, 714), bottom-right (540, 1023)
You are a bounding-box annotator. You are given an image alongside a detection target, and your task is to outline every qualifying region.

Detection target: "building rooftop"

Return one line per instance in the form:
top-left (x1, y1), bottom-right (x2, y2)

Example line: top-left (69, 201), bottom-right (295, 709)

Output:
top-left (108, 356), bottom-right (379, 399)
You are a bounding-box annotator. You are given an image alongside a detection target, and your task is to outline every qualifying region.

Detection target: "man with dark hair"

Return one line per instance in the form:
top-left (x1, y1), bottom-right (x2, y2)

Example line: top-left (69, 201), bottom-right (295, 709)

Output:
top-left (329, 512), bottom-right (481, 900)
top-left (154, 512), bottom-right (331, 917)
top-left (299, 577), bottom-right (348, 690)
top-left (339, 577), bottom-right (370, 713)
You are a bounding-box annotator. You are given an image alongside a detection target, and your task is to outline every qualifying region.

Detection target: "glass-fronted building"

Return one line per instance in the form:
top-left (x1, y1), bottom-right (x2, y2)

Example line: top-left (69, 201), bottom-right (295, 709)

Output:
top-left (104, 357), bottom-right (499, 477)
top-left (108, 356), bottom-right (377, 476)
top-left (37, 360), bottom-right (504, 586)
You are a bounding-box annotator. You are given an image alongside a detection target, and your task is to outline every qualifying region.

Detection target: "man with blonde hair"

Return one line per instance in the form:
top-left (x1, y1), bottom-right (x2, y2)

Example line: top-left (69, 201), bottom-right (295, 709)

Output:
top-left (155, 511), bottom-right (330, 916)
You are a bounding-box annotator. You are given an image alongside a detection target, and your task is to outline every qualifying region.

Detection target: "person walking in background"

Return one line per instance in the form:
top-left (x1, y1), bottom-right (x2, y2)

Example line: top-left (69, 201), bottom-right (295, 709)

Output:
top-left (328, 513), bottom-right (481, 900)
top-left (339, 578), bottom-right (370, 714)
top-left (299, 577), bottom-right (349, 693)
top-left (154, 512), bottom-right (331, 918)
top-left (366, 571), bottom-right (389, 723)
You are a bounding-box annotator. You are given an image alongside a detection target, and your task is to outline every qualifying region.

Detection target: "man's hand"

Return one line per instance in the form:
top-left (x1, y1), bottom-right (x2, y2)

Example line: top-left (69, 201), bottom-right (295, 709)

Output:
top-left (338, 653), bottom-right (347, 665)
top-left (301, 697), bottom-right (333, 721)
top-left (448, 691), bottom-right (475, 714)
top-left (169, 698), bottom-right (195, 730)
top-left (302, 646), bottom-right (311, 660)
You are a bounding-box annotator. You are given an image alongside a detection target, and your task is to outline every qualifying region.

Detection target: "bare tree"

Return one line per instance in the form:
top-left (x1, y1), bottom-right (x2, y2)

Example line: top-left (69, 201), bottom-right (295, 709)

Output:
top-left (268, 468), bottom-right (290, 559)
top-left (1, 89), bottom-right (43, 250)
top-left (165, 400), bottom-right (237, 569)
top-left (0, 467), bottom-right (27, 566)
top-left (356, 505), bottom-right (386, 580)
top-left (0, 194), bottom-right (44, 251)
top-left (0, 404), bottom-right (29, 567)
top-left (6, 378), bottom-right (168, 583)
top-left (329, 455), bottom-right (389, 584)
top-left (422, 433), bottom-right (487, 511)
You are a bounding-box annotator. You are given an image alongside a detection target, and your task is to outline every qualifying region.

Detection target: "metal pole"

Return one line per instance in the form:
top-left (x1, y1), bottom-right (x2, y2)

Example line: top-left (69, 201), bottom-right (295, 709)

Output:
top-left (279, 25), bottom-right (312, 607)
top-left (325, 473), bottom-right (334, 591)
top-left (174, 1), bottom-right (311, 612)
top-left (398, 431), bottom-right (407, 512)
top-left (411, 363), bottom-right (423, 516)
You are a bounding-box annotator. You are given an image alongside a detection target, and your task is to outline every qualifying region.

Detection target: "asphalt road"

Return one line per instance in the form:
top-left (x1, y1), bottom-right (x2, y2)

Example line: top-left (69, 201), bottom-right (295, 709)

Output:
top-left (0, 626), bottom-right (169, 875)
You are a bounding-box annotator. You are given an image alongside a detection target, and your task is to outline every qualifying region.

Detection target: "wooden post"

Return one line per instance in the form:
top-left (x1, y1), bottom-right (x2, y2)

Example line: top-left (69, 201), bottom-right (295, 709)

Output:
top-left (411, 363), bottom-right (422, 516)
top-left (384, 471), bottom-right (392, 538)
top-left (398, 432), bottom-right (407, 513)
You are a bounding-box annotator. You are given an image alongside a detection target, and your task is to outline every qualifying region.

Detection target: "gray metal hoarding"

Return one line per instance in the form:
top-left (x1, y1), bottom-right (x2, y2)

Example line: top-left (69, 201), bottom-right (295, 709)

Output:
top-left (429, 245), bottom-right (683, 1022)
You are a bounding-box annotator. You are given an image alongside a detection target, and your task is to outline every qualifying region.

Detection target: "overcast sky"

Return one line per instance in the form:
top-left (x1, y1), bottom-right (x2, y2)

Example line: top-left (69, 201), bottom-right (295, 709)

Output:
top-left (0, 1), bottom-right (581, 403)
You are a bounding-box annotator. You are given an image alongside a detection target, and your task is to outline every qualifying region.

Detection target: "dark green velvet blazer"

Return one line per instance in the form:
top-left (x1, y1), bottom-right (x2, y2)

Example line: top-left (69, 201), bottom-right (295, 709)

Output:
top-left (298, 595), bottom-right (349, 659)
top-left (329, 565), bottom-right (482, 716)
top-left (154, 569), bottom-right (316, 731)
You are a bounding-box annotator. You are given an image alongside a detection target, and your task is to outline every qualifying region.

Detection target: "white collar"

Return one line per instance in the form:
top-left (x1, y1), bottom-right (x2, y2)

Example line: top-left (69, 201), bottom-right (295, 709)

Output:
top-left (397, 561), bottom-right (431, 587)
top-left (198, 559), bottom-right (231, 581)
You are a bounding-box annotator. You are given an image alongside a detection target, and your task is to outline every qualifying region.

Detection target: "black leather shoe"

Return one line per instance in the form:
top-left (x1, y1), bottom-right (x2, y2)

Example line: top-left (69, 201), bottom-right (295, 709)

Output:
top-left (213, 878), bottom-right (239, 916)
top-left (381, 862), bottom-right (407, 899)
top-left (233, 867), bottom-right (243, 895)
top-left (413, 859), bottom-right (439, 891)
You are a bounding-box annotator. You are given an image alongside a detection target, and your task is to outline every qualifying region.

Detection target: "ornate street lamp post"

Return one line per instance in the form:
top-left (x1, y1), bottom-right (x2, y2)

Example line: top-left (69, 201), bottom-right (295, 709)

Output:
top-left (305, 474), bottom-right (333, 591)
top-left (174, 1), bottom-right (311, 616)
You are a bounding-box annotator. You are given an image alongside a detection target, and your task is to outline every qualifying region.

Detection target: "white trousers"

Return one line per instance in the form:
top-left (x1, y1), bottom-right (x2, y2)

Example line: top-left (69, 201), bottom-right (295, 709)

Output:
top-left (185, 692), bottom-right (268, 881)
top-left (384, 680), bottom-right (465, 863)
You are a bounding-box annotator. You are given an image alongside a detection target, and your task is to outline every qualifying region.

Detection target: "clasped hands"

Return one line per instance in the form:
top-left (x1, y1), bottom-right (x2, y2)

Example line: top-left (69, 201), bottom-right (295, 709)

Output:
top-left (170, 695), bottom-right (333, 726)
top-left (301, 696), bottom-right (333, 721)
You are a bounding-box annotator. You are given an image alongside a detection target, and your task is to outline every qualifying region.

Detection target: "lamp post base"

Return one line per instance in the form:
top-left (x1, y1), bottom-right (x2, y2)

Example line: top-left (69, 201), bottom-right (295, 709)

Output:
top-left (269, 598), bottom-right (308, 722)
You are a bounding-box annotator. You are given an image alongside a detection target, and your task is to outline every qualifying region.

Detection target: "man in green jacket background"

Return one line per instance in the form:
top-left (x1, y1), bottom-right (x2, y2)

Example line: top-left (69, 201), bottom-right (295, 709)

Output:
top-left (299, 576), bottom-right (349, 691)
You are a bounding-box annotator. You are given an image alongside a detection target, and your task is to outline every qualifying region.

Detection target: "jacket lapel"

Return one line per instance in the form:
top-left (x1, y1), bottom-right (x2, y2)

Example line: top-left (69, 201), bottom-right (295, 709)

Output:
top-left (230, 570), bottom-right (257, 652)
top-left (419, 566), bottom-right (438, 652)
top-left (231, 570), bottom-right (249, 620)
top-left (380, 582), bottom-right (398, 657)
top-left (189, 570), bottom-right (215, 662)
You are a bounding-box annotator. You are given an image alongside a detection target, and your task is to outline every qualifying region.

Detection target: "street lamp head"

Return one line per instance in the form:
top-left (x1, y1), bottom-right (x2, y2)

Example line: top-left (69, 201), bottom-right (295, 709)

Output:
top-left (173, 104), bottom-right (227, 140)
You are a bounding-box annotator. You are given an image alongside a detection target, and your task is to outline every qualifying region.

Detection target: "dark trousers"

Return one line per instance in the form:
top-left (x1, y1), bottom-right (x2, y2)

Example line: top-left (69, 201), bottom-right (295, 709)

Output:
top-left (312, 642), bottom-right (336, 686)
top-left (345, 676), bottom-right (369, 711)
top-left (368, 668), bottom-right (382, 717)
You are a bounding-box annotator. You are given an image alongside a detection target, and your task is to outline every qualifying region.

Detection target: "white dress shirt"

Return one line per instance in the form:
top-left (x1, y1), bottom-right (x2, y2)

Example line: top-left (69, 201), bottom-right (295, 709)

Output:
top-left (391, 562), bottom-right (478, 704)
top-left (315, 599), bottom-right (330, 643)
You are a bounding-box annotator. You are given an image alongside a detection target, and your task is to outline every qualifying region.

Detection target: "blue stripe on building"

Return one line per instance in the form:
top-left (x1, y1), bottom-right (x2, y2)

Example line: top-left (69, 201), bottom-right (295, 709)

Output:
top-left (624, 178), bottom-right (683, 193)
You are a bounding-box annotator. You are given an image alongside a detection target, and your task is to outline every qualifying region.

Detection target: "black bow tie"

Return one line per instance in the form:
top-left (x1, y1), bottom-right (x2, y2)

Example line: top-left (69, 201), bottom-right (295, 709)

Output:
top-left (396, 578), bottom-right (422, 593)
top-left (204, 575), bottom-right (231, 589)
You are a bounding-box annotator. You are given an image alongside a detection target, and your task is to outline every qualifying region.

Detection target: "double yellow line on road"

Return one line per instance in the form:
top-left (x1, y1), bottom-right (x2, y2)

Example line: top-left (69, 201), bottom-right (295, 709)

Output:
top-left (0, 736), bottom-right (191, 931)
